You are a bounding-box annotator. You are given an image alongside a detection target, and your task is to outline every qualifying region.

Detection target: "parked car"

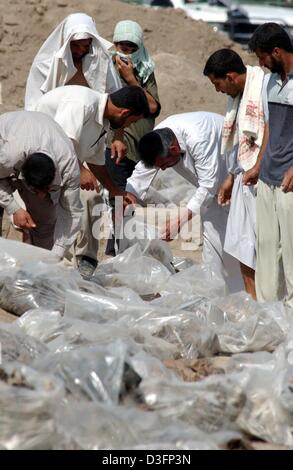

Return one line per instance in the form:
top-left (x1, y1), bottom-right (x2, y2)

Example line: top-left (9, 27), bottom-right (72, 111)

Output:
top-left (122, 0), bottom-right (293, 43)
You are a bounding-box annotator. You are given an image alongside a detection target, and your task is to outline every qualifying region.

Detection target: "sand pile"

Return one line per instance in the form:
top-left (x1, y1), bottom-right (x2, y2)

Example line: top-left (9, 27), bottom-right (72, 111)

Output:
top-left (0, 0), bottom-right (258, 119)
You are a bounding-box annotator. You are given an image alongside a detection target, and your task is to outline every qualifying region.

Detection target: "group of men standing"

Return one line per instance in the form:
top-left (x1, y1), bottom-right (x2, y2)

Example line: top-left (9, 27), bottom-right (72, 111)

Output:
top-left (0, 13), bottom-right (292, 309)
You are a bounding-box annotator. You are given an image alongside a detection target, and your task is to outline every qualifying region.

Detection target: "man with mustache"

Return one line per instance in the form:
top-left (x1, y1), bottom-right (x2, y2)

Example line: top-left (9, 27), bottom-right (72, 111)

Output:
top-left (248, 23), bottom-right (293, 308)
top-left (203, 49), bottom-right (268, 299)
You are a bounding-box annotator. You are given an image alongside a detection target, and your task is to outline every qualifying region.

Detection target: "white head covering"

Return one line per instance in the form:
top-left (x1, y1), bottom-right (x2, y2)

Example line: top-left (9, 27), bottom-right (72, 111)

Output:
top-left (25, 13), bottom-right (121, 110)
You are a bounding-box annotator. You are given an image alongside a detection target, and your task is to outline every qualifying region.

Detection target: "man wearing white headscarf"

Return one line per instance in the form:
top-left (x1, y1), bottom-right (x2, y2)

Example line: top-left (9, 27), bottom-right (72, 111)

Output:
top-left (25, 12), bottom-right (121, 110)
top-left (105, 20), bottom-right (161, 256)
top-left (24, 13), bottom-right (123, 276)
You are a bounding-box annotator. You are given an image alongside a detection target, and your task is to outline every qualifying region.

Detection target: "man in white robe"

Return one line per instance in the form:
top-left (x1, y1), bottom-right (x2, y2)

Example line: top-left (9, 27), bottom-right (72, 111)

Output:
top-left (35, 84), bottom-right (149, 276)
top-left (25, 12), bottom-right (120, 109)
top-left (126, 112), bottom-right (244, 293)
top-left (204, 49), bottom-right (268, 299)
top-left (24, 13), bottom-right (123, 276)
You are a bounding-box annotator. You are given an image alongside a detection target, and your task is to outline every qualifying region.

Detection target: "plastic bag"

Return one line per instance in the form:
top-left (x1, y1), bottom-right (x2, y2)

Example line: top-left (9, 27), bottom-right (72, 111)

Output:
top-left (0, 327), bottom-right (48, 364)
top-left (236, 367), bottom-right (293, 446)
top-left (64, 289), bottom-right (160, 324)
top-left (54, 402), bottom-right (241, 450)
top-left (159, 263), bottom-right (227, 299)
top-left (15, 308), bottom-right (67, 344)
top-left (33, 340), bottom-right (134, 404)
top-left (210, 293), bottom-right (290, 353)
top-left (0, 238), bottom-right (58, 271)
top-left (117, 216), bottom-right (176, 274)
top-left (132, 308), bottom-right (220, 360)
top-left (0, 362), bottom-right (64, 450)
top-left (94, 244), bottom-right (171, 295)
top-left (0, 262), bottom-right (84, 315)
top-left (225, 347), bottom-right (293, 446)
top-left (139, 372), bottom-right (247, 434)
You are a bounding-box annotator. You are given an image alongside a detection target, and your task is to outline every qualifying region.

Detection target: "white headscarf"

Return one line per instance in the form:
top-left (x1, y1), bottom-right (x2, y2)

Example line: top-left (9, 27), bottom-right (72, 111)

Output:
top-left (25, 13), bottom-right (121, 110)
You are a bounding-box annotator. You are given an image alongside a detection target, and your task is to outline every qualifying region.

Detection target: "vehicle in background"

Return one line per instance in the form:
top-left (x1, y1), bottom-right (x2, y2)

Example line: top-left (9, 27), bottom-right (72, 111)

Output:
top-left (121, 0), bottom-right (293, 44)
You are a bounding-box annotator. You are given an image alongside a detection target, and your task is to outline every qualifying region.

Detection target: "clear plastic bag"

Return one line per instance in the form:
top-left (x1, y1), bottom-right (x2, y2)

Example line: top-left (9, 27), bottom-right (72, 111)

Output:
top-left (117, 216), bottom-right (176, 274)
top-left (236, 367), bottom-right (293, 446)
top-left (132, 308), bottom-right (220, 360)
top-left (0, 238), bottom-right (58, 270)
top-left (0, 262), bottom-right (84, 315)
top-left (0, 362), bottom-right (64, 450)
top-left (0, 326), bottom-right (48, 364)
top-left (54, 402), bottom-right (241, 450)
top-left (224, 347), bottom-right (293, 446)
top-left (159, 263), bottom-right (227, 299)
top-left (139, 372), bottom-right (247, 434)
top-left (64, 289), bottom-right (161, 325)
top-left (64, 289), bottom-right (219, 360)
top-left (210, 293), bottom-right (290, 353)
top-left (129, 350), bottom-right (178, 382)
top-left (144, 167), bottom-right (195, 205)
top-left (33, 340), bottom-right (134, 404)
top-left (94, 244), bottom-right (171, 295)
top-left (15, 308), bottom-right (68, 344)
top-left (172, 256), bottom-right (195, 272)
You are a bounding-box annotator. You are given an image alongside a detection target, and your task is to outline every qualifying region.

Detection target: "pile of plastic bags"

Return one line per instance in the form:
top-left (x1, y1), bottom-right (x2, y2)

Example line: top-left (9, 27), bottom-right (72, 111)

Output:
top-left (1, 237), bottom-right (293, 449)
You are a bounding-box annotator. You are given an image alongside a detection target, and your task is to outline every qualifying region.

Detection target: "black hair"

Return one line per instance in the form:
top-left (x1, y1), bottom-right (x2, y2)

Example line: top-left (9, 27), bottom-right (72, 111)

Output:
top-left (110, 85), bottom-right (150, 118)
top-left (248, 22), bottom-right (293, 54)
top-left (203, 49), bottom-right (246, 78)
top-left (138, 128), bottom-right (176, 168)
top-left (22, 153), bottom-right (56, 190)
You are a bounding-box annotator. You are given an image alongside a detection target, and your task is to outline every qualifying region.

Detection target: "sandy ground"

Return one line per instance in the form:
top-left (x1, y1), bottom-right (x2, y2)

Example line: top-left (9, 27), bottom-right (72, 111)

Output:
top-left (0, 0), bottom-right (257, 118)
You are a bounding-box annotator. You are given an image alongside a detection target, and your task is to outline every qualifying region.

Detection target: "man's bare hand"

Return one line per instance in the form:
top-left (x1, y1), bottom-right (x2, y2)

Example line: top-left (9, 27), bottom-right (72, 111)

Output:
top-left (281, 167), bottom-right (293, 193)
top-left (13, 208), bottom-right (36, 229)
top-left (80, 166), bottom-right (99, 191)
top-left (113, 192), bottom-right (137, 223)
top-left (111, 139), bottom-right (127, 165)
top-left (161, 217), bottom-right (181, 242)
top-left (161, 209), bottom-right (192, 242)
top-left (242, 164), bottom-right (260, 186)
top-left (115, 56), bottom-right (136, 84)
top-left (218, 174), bottom-right (234, 206)
top-left (123, 191), bottom-right (137, 208)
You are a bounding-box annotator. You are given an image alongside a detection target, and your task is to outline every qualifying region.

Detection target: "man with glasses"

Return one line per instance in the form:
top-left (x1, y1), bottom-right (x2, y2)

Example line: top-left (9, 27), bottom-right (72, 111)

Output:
top-left (0, 111), bottom-right (82, 259)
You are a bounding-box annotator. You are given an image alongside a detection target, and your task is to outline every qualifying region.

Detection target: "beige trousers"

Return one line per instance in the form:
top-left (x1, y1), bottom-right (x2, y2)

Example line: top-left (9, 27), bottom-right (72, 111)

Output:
top-left (73, 188), bottom-right (104, 261)
top-left (256, 180), bottom-right (293, 308)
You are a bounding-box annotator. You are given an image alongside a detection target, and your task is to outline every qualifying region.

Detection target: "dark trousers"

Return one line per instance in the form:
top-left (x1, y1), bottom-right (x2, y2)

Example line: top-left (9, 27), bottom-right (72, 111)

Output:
top-left (105, 148), bottom-right (136, 256)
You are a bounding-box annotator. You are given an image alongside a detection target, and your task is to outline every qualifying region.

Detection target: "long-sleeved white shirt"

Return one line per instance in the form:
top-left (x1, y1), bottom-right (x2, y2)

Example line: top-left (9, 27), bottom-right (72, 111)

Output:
top-left (35, 85), bottom-right (109, 166)
top-left (126, 112), bottom-right (226, 215)
top-left (0, 111), bottom-right (82, 258)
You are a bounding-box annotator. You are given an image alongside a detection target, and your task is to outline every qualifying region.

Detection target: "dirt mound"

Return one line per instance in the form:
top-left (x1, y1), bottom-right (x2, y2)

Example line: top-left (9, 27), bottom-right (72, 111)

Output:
top-left (0, 0), bottom-right (257, 118)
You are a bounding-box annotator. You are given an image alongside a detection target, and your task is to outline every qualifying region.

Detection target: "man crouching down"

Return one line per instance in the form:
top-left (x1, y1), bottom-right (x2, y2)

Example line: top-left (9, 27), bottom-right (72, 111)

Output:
top-left (0, 111), bottom-right (82, 259)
